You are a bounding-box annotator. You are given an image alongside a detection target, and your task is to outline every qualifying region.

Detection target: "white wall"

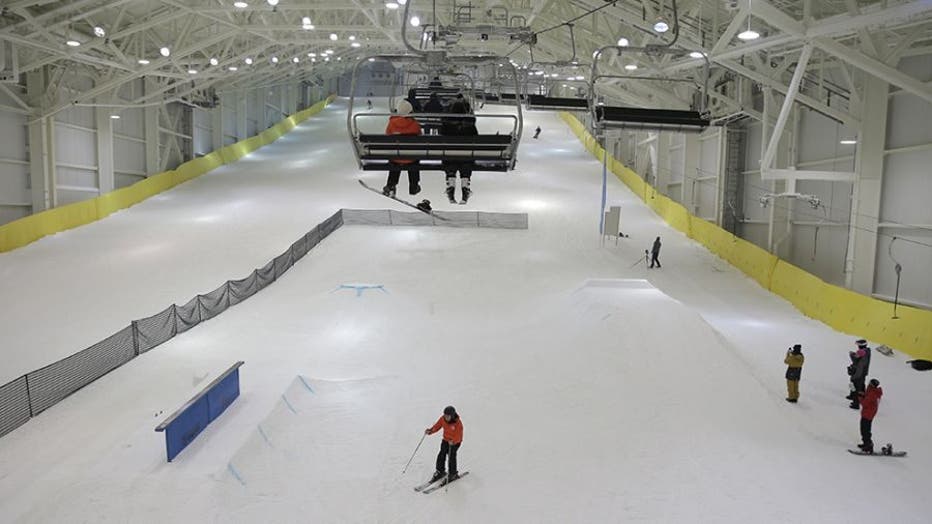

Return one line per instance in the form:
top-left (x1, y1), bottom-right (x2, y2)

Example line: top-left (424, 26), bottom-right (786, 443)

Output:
top-left (0, 87), bottom-right (29, 224)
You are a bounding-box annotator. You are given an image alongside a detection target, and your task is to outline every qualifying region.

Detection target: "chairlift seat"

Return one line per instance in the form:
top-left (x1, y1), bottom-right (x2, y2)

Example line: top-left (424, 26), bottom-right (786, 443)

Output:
top-left (526, 94), bottom-right (589, 111)
top-left (595, 106), bottom-right (710, 132)
top-left (357, 133), bottom-right (515, 171)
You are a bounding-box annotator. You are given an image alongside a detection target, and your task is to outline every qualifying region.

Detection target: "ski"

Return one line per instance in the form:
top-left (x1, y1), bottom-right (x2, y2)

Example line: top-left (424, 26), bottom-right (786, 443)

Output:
top-left (358, 180), bottom-right (449, 221)
top-left (421, 471), bottom-right (469, 494)
top-left (413, 477), bottom-right (444, 492)
top-left (847, 449), bottom-right (907, 457)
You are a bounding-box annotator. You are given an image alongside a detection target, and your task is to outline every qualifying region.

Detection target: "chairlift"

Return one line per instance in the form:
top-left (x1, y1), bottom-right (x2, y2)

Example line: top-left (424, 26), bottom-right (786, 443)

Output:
top-left (589, 45), bottom-right (712, 134)
top-left (347, 54), bottom-right (524, 172)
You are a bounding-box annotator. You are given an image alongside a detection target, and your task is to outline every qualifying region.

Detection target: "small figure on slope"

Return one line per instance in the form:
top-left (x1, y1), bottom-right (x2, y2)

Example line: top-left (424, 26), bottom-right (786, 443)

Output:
top-left (847, 339), bottom-right (871, 409)
top-left (533, 125), bottom-right (541, 139)
top-left (857, 379), bottom-right (883, 454)
top-left (367, 99), bottom-right (373, 111)
top-left (784, 344), bottom-right (804, 403)
top-left (425, 406), bottom-right (463, 482)
top-left (649, 237), bottom-right (662, 268)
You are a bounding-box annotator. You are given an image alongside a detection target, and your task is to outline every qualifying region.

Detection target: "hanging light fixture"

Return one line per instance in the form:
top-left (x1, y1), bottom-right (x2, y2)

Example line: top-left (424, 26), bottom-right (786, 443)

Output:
top-left (653, 18), bottom-right (670, 33)
top-left (410, 16), bottom-right (421, 27)
top-left (617, 37), bottom-right (629, 47)
top-left (159, 46), bottom-right (171, 57)
top-left (689, 51), bottom-right (705, 59)
top-left (738, 0), bottom-right (760, 40)
top-left (209, 57), bottom-right (219, 66)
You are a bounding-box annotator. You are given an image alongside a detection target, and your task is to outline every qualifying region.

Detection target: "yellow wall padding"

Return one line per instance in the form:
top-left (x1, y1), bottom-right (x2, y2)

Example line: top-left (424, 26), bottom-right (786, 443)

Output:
top-left (0, 96), bottom-right (335, 254)
top-left (560, 111), bottom-right (932, 359)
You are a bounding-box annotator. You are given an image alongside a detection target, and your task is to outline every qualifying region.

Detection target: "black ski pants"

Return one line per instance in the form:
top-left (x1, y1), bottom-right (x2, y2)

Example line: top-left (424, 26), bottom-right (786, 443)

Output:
top-left (650, 251), bottom-right (661, 268)
top-left (860, 417), bottom-right (873, 451)
top-left (436, 440), bottom-right (460, 475)
top-left (386, 164), bottom-right (421, 193)
top-left (850, 376), bottom-right (866, 406)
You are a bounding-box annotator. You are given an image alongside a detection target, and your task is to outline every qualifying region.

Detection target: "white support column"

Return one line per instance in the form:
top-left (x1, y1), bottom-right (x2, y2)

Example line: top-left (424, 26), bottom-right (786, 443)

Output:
top-left (95, 106), bottom-right (114, 193)
top-left (845, 75), bottom-right (889, 293)
top-left (255, 87), bottom-right (267, 129)
top-left (761, 43), bottom-right (813, 173)
top-left (279, 84), bottom-right (288, 118)
top-left (144, 79), bottom-right (160, 175)
top-left (211, 103), bottom-right (223, 150)
top-left (683, 133), bottom-right (701, 215)
top-left (237, 90), bottom-right (247, 140)
top-left (715, 128), bottom-right (728, 226)
top-left (26, 69), bottom-right (52, 211)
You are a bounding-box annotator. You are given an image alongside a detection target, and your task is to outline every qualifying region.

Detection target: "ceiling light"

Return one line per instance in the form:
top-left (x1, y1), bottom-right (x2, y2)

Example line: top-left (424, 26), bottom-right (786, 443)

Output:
top-left (330, 33), bottom-right (338, 41)
top-left (244, 57), bottom-right (253, 65)
top-left (398, 0), bottom-right (407, 4)
top-left (337, 57), bottom-right (342, 61)
top-left (302, 16), bottom-right (311, 25)
top-left (386, 2), bottom-right (400, 8)
top-left (110, 114), bottom-right (121, 119)
top-left (233, 1), bottom-right (248, 8)
top-left (738, 0), bottom-right (760, 41)
top-left (308, 52), bottom-right (317, 57)
top-left (138, 59), bottom-right (150, 65)
top-left (839, 139), bottom-right (858, 145)
top-left (625, 64), bottom-right (638, 70)
top-left (325, 57), bottom-right (330, 62)
top-left (325, 49), bottom-right (333, 54)
top-left (228, 66), bottom-right (238, 71)
top-left (410, 16), bottom-right (420, 27)
top-left (303, 23), bottom-right (314, 30)
top-left (617, 37), bottom-right (629, 47)
top-left (160, 46), bottom-right (170, 57)
top-left (66, 40), bottom-right (81, 47)
top-left (209, 57), bottom-right (219, 66)
top-left (351, 42), bottom-right (361, 48)
top-left (93, 26), bottom-right (106, 38)
top-left (293, 57), bottom-right (300, 63)
top-left (368, 57), bottom-right (375, 62)
top-left (534, 71), bottom-right (544, 76)
top-left (267, 0), bottom-right (279, 5)
top-left (271, 56), bottom-right (279, 63)
top-left (562, 84), bottom-right (568, 88)
top-left (349, 35), bottom-right (356, 41)
top-left (311, 58), bottom-right (316, 62)
top-left (550, 73), bottom-right (559, 78)
top-left (188, 69), bottom-right (198, 74)
top-left (653, 19), bottom-right (669, 33)
top-left (689, 51), bottom-right (705, 59)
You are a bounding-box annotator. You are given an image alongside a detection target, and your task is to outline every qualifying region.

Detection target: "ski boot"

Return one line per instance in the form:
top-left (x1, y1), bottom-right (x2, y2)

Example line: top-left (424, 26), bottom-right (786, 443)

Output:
top-left (409, 183), bottom-right (421, 196)
top-left (430, 470), bottom-right (445, 482)
top-left (445, 176), bottom-right (457, 204)
top-left (447, 472), bottom-right (460, 481)
top-left (416, 199), bottom-right (432, 213)
top-left (382, 185), bottom-right (396, 198)
top-left (461, 187), bottom-right (471, 204)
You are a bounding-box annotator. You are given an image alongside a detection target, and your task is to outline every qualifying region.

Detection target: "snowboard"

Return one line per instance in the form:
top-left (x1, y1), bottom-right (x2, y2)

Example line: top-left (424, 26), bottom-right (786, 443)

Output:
top-left (358, 180), bottom-right (447, 220)
top-left (848, 449), bottom-right (907, 457)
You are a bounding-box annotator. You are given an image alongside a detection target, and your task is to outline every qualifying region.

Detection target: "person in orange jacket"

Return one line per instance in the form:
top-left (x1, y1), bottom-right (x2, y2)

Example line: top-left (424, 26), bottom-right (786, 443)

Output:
top-left (425, 406), bottom-right (463, 481)
top-left (383, 99), bottom-right (422, 198)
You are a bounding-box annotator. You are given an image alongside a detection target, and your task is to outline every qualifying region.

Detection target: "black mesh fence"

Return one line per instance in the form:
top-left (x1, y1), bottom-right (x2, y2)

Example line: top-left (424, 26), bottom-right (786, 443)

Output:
top-left (0, 208), bottom-right (525, 438)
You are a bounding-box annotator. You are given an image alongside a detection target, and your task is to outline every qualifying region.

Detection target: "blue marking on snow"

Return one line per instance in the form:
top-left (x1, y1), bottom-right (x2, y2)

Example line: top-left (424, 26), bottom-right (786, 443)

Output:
top-left (258, 424), bottom-right (272, 447)
top-left (282, 394), bottom-right (297, 414)
top-left (298, 375), bottom-right (315, 393)
top-left (332, 283), bottom-right (388, 297)
top-left (228, 462), bottom-right (246, 486)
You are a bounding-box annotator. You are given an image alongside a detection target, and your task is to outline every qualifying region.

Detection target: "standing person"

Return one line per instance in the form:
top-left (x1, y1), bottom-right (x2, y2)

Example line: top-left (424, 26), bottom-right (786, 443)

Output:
top-left (649, 237), bottom-right (662, 268)
top-left (425, 406), bottom-right (463, 482)
top-left (857, 379), bottom-right (883, 453)
top-left (848, 339), bottom-right (872, 409)
top-left (366, 99), bottom-right (373, 110)
top-left (383, 100), bottom-right (422, 198)
top-left (784, 344), bottom-right (804, 403)
top-left (533, 125), bottom-right (541, 139)
top-left (441, 101), bottom-right (478, 204)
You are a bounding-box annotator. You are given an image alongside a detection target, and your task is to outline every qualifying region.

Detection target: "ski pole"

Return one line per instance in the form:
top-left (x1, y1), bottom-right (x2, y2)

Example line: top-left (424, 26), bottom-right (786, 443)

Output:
top-left (402, 433), bottom-right (427, 474)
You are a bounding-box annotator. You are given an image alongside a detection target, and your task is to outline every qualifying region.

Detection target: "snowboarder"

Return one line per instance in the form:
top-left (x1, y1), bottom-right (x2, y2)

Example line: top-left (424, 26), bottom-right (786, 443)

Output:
top-left (857, 379), bottom-right (882, 453)
top-left (366, 99), bottom-right (372, 110)
top-left (784, 344), bottom-right (804, 403)
top-left (649, 237), bottom-right (662, 268)
top-left (847, 339), bottom-right (871, 409)
top-left (441, 100), bottom-right (478, 204)
top-left (382, 100), bottom-right (422, 198)
top-left (425, 406), bottom-right (463, 482)
top-left (533, 125), bottom-right (541, 139)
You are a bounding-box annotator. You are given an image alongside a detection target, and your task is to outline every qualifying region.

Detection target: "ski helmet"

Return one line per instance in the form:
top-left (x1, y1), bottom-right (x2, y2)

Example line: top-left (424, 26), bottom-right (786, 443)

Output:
top-left (443, 406), bottom-right (456, 416)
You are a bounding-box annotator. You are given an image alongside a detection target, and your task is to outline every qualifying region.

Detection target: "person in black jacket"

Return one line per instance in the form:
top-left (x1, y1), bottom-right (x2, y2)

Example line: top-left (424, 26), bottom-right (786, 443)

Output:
top-left (649, 237), bottom-right (662, 268)
top-left (848, 339), bottom-right (872, 409)
top-left (784, 344), bottom-right (804, 403)
top-left (441, 101), bottom-right (478, 204)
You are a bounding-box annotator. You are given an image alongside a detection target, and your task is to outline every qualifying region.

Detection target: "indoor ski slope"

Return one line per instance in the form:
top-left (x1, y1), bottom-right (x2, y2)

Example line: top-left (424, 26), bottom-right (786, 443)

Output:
top-left (0, 100), bottom-right (929, 523)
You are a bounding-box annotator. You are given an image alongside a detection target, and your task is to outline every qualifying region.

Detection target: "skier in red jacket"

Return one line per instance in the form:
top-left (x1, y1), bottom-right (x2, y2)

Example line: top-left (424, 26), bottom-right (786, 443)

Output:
top-left (425, 406), bottom-right (463, 482)
top-left (857, 379), bottom-right (883, 453)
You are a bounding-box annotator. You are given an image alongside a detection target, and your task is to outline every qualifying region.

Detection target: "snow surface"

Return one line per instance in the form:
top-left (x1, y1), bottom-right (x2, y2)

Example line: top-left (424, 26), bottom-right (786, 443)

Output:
top-left (0, 100), bottom-right (930, 523)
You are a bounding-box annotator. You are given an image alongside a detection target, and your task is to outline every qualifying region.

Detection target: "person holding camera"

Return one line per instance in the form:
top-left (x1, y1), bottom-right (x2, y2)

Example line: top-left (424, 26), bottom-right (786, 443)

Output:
top-left (784, 344), bottom-right (805, 403)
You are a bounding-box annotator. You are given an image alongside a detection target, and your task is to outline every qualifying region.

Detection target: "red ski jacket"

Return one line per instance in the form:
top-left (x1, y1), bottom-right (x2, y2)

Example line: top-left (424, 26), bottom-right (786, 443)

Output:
top-left (428, 416), bottom-right (463, 444)
top-left (385, 116), bottom-right (422, 165)
top-left (860, 385), bottom-right (883, 420)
